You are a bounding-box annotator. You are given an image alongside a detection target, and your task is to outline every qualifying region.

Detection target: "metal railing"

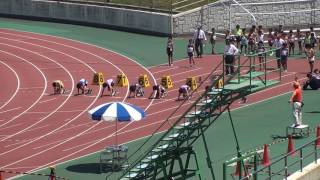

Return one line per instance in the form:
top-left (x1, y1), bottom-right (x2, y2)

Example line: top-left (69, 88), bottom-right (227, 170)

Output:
top-left (237, 135), bottom-right (320, 180)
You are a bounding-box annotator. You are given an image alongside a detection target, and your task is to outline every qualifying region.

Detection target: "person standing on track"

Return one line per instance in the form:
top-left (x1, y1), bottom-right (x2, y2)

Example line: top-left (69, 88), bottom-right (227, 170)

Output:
top-left (289, 82), bottom-right (303, 127)
top-left (306, 46), bottom-right (315, 73)
top-left (187, 39), bottom-right (195, 67)
top-left (224, 39), bottom-right (239, 75)
top-left (167, 35), bottom-right (174, 66)
top-left (193, 26), bottom-right (207, 58)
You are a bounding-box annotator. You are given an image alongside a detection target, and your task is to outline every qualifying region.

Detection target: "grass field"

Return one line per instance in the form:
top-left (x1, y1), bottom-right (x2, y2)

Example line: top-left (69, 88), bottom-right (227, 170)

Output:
top-left (73, 0), bottom-right (216, 12)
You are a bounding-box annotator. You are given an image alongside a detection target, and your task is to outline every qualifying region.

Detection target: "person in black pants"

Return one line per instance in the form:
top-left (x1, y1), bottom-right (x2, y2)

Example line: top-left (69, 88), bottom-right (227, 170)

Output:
top-left (193, 26), bottom-right (207, 58)
top-left (224, 39), bottom-right (239, 75)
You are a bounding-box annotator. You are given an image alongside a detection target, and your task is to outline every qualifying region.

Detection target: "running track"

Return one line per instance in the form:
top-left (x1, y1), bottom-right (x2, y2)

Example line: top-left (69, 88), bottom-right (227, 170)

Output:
top-left (0, 29), bottom-right (316, 179)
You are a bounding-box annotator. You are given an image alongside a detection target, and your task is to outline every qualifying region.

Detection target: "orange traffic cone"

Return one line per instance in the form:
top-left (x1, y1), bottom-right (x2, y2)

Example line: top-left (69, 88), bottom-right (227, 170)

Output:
top-left (262, 144), bottom-right (270, 166)
top-left (234, 161), bottom-right (247, 177)
top-left (316, 126), bottom-right (320, 147)
top-left (287, 135), bottom-right (296, 156)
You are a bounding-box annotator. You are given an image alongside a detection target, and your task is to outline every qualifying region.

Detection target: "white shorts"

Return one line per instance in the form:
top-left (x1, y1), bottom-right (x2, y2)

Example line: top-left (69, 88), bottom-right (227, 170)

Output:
top-left (308, 56), bottom-right (315, 63)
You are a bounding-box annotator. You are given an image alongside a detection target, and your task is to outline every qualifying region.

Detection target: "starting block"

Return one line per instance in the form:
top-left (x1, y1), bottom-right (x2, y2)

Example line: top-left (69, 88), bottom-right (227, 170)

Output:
top-left (117, 74), bottom-right (128, 87)
top-left (186, 77), bottom-right (197, 90)
top-left (161, 76), bottom-right (173, 89)
top-left (138, 74), bottom-right (150, 87)
top-left (286, 124), bottom-right (310, 137)
top-left (92, 72), bottom-right (104, 85)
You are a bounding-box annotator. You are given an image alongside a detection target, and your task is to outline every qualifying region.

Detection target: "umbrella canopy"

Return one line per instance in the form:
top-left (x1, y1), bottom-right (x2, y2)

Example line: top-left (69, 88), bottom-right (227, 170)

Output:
top-left (88, 102), bottom-right (145, 121)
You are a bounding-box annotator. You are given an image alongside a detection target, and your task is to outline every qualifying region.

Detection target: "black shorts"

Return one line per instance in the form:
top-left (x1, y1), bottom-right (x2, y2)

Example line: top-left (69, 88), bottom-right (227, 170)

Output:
top-left (167, 48), bottom-right (173, 57)
top-left (188, 52), bottom-right (193, 58)
top-left (179, 88), bottom-right (186, 94)
top-left (129, 85), bottom-right (136, 92)
top-left (76, 83), bottom-right (82, 89)
top-left (236, 36), bottom-right (241, 42)
top-left (153, 85), bottom-right (158, 91)
top-left (305, 44), bottom-right (311, 49)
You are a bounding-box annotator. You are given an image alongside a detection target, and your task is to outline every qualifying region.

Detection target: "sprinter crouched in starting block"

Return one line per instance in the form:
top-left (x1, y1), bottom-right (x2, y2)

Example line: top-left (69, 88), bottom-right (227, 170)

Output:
top-left (52, 80), bottom-right (66, 94)
top-left (128, 83), bottom-right (144, 98)
top-left (101, 79), bottom-right (118, 97)
top-left (149, 84), bottom-right (167, 99)
top-left (177, 84), bottom-right (191, 101)
top-left (76, 78), bottom-right (92, 95)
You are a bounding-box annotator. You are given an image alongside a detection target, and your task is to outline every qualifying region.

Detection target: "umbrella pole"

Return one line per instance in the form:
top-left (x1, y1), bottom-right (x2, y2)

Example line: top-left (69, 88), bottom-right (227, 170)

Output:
top-left (116, 119), bottom-right (118, 147)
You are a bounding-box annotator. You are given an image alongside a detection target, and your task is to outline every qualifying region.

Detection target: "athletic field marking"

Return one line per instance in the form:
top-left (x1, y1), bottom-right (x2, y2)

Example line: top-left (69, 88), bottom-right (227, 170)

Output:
top-left (0, 29), bottom-right (155, 163)
top-left (5, 139), bottom-right (34, 148)
top-left (0, 123), bottom-right (23, 131)
top-left (19, 87), bottom-right (43, 90)
top-left (0, 31), bottom-right (136, 168)
top-left (39, 67), bottom-right (62, 70)
top-left (33, 139), bottom-right (65, 150)
top-left (0, 49), bottom-right (47, 130)
top-left (152, 66), bottom-right (178, 74)
top-left (13, 70), bottom-right (307, 179)
top-left (0, 60), bottom-right (20, 110)
top-left (0, 107), bottom-right (22, 114)
top-left (0, 36), bottom-right (106, 157)
top-left (155, 67), bottom-right (201, 80)
top-left (0, 40), bottom-right (74, 143)
top-left (24, 124), bottom-right (50, 133)
top-left (38, 98), bottom-right (56, 104)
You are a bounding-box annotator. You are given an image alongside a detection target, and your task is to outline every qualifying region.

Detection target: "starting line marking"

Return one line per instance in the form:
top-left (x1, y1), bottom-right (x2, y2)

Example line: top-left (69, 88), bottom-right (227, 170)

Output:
top-left (0, 107), bottom-right (22, 114)
top-left (38, 98), bottom-right (56, 104)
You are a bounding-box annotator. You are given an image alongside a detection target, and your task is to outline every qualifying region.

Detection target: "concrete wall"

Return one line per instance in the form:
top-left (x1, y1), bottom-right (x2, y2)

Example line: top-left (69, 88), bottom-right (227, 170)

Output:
top-left (288, 160), bottom-right (320, 180)
top-left (0, 0), bottom-right (172, 36)
top-left (173, 0), bottom-right (320, 35)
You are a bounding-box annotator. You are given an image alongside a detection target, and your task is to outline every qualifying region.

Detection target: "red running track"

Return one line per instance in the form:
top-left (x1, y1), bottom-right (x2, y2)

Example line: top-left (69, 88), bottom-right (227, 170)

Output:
top-left (0, 29), bottom-right (317, 179)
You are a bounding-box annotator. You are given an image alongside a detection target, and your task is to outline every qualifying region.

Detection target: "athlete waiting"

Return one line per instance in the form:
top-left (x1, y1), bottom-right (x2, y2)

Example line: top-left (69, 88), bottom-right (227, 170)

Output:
top-left (52, 80), bottom-right (66, 94)
top-left (101, 79), bottom-right (117, 97)
top-left (177, 84), bottom-right (191, 101)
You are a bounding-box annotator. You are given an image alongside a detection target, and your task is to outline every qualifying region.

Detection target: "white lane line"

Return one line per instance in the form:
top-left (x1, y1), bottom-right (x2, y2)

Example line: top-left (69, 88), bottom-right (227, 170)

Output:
top-left (0, 107), bottom-right (22, 114)
top-left (19, 87), bottom-right (43, 90)
top-left (33, 139), bottom-right (65, 150)
top-left (0, 123), bottom-right (23, 131)
top-left (5, 139), bottom-right (33, 148)
top-left (0, 42), bottom-right (73, 143)
top-left (38, 97), bottom-right (56, 104)
top-left (11, 75), bottom-right (306, 177)
top-left (0, 29), bottom-right (144, 170)
top-left (24, 124), bottom-right (50, 133)
top-left (155, 67), bottom-right (201, 80)
top-left (152, 66), bottom-right (178, 74)
top-left (39, 67), bottom-right (62, 70)
top-left (0, 49), bottom-right (47, 130)
top-left (0, 60), bottom-right (20, 110)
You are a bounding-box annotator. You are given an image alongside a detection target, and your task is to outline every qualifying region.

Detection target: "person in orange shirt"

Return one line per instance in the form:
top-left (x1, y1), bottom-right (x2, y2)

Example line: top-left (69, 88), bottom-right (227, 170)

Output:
top-left (289, 82), bottom-right (303, 127)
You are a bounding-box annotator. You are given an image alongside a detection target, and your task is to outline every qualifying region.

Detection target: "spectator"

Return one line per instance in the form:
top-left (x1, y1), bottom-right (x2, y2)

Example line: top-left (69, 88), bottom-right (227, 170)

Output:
top-left (303, 69), bottom-right (320, 90)
top-left (193, 26), bottom-right (207, 58)
top-left (267, 28), bottom-right (274, 55)
top-left (257, 41), bottom-right (265, 70)
top-left (280, 43), bottom-right (289, 72)
top-left (187, 39), bottom-right (195, 67)
top-left (210, 28), bottom-right (216, 54)
top-left (274, 34), bottom-right (285, 69)
top-left (234, 24), bottom-right (242, 48)
top-left (167, 36), bottom-right (174, 66)
top-left (304, 31), bottom-right (312, 50)
top-left (288, 30), bottom-right (295, 56)
top-left (305, 46), bottom-right (315, 73)
top-left (240, 30), bottom-right (248, 55)
top-left (224, 39), bottom-right (239, 75)
top-left (289, 82), bottom-right (303, 127)
top-left (296, 29), bottom-right (303, 55)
